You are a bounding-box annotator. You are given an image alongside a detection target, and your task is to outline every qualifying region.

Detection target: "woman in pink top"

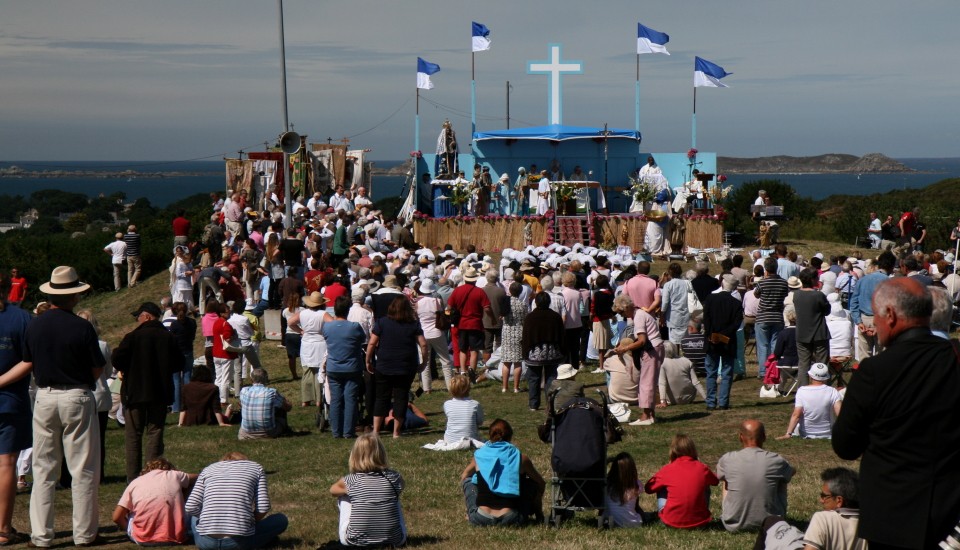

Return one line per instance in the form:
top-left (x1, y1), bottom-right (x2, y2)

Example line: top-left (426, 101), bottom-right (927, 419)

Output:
top-left (612, 293), bottom-right (664, 426)
top-left (201, 299), bottom-right (221, 369)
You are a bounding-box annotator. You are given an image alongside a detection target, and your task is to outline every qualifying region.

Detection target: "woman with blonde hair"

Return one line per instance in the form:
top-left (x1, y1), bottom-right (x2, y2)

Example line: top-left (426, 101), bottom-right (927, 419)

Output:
top-left (330, 434), bottom-right (406, 547)
top-left (643, 434), bottom-right (718, 529)
top-left (612, 293), bottom-right (664, 426)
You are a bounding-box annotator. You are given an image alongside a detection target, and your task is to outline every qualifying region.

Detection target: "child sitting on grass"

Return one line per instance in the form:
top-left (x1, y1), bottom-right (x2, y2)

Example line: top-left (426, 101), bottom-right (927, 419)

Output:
top-left (644, 433), bottom-right (719, 529)
top-left (603, 451), bottom-right (646, 527)
top-left (443, 375), bottom-right (484, 444)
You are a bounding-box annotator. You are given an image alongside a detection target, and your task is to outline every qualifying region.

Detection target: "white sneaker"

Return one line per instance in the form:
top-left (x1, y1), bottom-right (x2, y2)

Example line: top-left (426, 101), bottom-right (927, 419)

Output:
top-left (590, 368), bottom-right (604, 374)
top-left (629, 417), bottom-right (655, 426)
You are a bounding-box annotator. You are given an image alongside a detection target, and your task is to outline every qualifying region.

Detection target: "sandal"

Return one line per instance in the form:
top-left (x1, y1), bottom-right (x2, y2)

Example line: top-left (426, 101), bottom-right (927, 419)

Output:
top-left (0, 530), bottom-right (27, 546)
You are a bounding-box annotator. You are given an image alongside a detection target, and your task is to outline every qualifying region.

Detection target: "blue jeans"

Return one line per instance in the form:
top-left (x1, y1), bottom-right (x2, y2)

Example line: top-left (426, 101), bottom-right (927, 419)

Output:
top-left (754, 322), bottom-right (783, 377)
top-left (526, 363), bottom-right (558, 410)
top-left (191, 514), bottom-right (288, 550)
top-left (328, 372), bottom-right (362, 438)
top-left (704, 352), bottom-right (734, 408)
top-left (171, 352), bottom-right (193, 412)
top-left (462, 479), bottom-right (524, 527)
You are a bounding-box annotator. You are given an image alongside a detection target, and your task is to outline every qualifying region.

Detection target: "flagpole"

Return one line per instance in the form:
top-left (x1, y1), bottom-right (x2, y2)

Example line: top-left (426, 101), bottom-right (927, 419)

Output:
top-left (415, 87), bottom-right (420, 153)
top-left (471, 52), bottom-right (477, 139)
top-left (692, 86), bottom-right (697, 149)
top-left (277, 0), bottom-right (292, 228)
top-left (634, 53), bottom-right (640, 134)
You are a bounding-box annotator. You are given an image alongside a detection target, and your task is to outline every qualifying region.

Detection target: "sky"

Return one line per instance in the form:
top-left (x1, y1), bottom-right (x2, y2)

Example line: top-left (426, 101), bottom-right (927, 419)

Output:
top-left (1, 1), bottom-right (958, 162)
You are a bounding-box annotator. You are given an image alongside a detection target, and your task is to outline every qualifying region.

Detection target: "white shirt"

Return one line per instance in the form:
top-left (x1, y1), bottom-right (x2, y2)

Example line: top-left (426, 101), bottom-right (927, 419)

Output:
top-left (638, 164), bottom-right (661, 181)
top-left (105, 240), bottom-right (127, 264)
top-left (536, 177), bottom-right (551, 215)
top-left (794, 384), bottom-right (841, 439)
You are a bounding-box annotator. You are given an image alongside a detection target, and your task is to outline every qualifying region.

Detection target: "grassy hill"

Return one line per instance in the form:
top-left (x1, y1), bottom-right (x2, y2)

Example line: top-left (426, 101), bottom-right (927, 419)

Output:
top-left (10, 266), bottom-right (861, 549)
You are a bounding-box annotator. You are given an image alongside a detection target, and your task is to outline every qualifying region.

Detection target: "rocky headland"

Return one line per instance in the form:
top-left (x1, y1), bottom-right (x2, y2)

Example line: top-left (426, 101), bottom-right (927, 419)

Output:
top-left (718, 153), bottom-right (912, 174)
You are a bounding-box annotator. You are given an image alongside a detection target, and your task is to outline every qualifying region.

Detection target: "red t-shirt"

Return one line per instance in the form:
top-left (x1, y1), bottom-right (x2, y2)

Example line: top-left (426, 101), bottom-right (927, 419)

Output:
top-left (899, 211), bottom-right (915, 237)
top-left (448, 283), bottom-right (491, 331)
top-left (172, 216), bottom-right (191, 238)
top-left (212, 317), bottom-right (237, 359)
top-left (644, 456), bottom-right (719, 528)
top-left (7, 277), bottom-right (26, 303)
top-left (323, 282), bottom-right (348, 305)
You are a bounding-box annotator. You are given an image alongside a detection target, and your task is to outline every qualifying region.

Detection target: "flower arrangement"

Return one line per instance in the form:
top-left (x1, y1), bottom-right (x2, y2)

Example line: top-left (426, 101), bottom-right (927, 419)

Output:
top-left (412, 211), bottom-right (553, 223)
top-left (717, 174), bottom-right (728, 183)
top-left (624, 174), bottom-right (657, 205)
top-left (708, 184), bottom-right (732, 205)
top-left (687, 148), bottom-right (698, 159)
top-left (448, 181), bottom-right (474, 210)
top-left (553, 181), bottom-right (579, 203)
top-left (410, 150), bottom-right (422, 158)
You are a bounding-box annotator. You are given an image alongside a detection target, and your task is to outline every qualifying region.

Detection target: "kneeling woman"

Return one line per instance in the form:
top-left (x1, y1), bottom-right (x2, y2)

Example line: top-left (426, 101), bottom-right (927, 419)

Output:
top-left (330, 434), bottom-right (406, 547)
top-left (460, 419), bottom-right (545, 526)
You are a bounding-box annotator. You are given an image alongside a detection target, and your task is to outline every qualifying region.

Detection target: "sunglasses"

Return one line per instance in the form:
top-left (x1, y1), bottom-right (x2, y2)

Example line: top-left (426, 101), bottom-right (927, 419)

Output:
top-left (819, 492), bottom-right (836, 500)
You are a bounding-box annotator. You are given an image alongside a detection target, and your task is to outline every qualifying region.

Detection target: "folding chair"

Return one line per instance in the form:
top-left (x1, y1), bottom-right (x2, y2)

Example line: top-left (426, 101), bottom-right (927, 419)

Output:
top-left (776, 365), bottom-right (799, 396)
top-left (828, 357), bottom-right (854, 388)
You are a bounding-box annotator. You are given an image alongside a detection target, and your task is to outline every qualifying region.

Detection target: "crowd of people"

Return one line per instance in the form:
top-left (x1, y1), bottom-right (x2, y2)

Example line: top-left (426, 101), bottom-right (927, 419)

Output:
top-left (0, 184), bottom-right (959, 549)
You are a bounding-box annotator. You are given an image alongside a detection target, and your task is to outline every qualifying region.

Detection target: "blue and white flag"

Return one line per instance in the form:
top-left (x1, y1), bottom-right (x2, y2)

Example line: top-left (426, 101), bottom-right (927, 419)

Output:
top-left (417, 57), bottom-right (441, 90)
top-left (472, 21), bottom-right (491, 52)
top-left (694, 56), bottom-right (731, 88)
top-left (637, 23), bottom-right (669, 55)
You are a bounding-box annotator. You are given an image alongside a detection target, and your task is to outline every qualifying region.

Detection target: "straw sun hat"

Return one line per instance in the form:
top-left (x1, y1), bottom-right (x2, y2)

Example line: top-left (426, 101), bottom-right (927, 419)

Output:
top-left (39, 266), bottom-right (90, 295)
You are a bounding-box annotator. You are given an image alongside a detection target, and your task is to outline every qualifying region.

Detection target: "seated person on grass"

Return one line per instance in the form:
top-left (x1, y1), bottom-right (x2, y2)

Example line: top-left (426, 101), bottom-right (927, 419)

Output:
top-left (443, 374), bottom-right (484, 444)
top-left (113, 458), bottom-right (197, 546)
top-left (460, 419), bottom-right (545, 527)
top-left (178, 366), bottom-right (231, 427)
top-left (546, 363), bottom-right (584, 409)
top-left (775, 363), bottom-right (842, 441)
top-left (238, 368), bottom-right (292, 440)
top-left (755, 467), bottom-right (865, 550)
top-left (657, 342), bottom-right (707, 408)
top-left (644, 434), bottom-right (718, 529)
top-left (330, 433), bottom-right (407, 548)
top-left (603, 452), bottom-right (646, 528)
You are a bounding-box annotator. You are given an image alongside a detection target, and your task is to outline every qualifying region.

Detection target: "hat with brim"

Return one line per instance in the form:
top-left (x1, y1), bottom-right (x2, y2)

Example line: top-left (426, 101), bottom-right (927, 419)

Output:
top-left (556, 363), bottom-right (577, 380)
top-left (462, 266), bottom-right (479, 282)
top-left (787, 276), bottom-right (802, 290)
top-left (39, 266), bottom-right (91, 295)
top-left (303, 291), bottom-right (328, 308)
top-left (382, 275), bottom-right (401, 289)
top-left (418, 279), bottom-right (437, 294)
top-left (519, 261), bottom-right (535, 272)
top-left (808, 362), bottom-right (831, 382)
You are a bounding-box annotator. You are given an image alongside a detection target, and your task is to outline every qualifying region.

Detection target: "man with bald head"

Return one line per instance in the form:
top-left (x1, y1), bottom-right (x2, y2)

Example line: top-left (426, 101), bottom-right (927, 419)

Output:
top-left (717, 419), bottom-right (794, 533)
top-left (833, 277), bottom-right (960, 549)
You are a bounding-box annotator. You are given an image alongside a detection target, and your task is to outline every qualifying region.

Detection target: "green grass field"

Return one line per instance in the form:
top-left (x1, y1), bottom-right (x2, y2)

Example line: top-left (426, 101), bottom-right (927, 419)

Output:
top-left (14, 243), bottom-right (862, 549)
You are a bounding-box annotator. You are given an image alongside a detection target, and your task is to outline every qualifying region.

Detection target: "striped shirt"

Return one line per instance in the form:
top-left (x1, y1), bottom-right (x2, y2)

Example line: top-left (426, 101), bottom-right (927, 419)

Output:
top-left (185, 460), bottom-right (271, 537)
top-left (754, 276), bottom-right (789, 325)
top-left (443, 398), bottom-right (483, 443)
top-left (344, 470), bottom-right (405, 547)
top-left (123, 232), bottom-right (141, 257)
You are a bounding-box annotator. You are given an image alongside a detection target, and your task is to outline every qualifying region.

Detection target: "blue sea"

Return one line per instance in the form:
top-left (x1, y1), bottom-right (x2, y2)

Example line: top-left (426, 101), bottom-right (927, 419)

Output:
top-left (0, 158), bottom-right (957, 208)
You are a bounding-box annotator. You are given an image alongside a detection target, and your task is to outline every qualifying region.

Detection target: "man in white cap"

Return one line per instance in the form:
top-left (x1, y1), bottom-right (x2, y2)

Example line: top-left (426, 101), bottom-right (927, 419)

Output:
top-left (0, 266), bottom-right (105, 546)
top-left (776, 362), bottom-right (841, 440)
top-left (546, 364), bottom-right (584, 409)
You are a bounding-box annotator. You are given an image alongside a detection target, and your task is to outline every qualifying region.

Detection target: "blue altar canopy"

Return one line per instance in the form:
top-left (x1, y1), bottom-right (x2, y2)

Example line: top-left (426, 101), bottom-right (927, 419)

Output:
top-left (474, 124), bottom-right (641, 142)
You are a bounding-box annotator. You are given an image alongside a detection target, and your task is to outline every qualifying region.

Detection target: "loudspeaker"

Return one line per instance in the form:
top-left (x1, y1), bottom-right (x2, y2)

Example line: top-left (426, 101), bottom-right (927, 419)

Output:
top-left (279, 131), bottom-right (301, 154)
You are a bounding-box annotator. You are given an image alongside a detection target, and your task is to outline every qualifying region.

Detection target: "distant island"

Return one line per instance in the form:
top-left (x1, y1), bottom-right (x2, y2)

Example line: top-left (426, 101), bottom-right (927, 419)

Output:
top-left (718, 153), bottom-right (913, 174)
top-left (0, 165), bottom-right (211, 179)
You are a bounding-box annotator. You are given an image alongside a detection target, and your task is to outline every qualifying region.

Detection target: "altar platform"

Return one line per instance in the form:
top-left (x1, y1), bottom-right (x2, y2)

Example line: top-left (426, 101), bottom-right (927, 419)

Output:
top-left (412, 212), bottom-right (724, 252)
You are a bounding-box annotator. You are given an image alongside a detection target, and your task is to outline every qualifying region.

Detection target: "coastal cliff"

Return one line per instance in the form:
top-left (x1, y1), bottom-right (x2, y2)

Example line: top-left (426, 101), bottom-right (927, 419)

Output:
top-left (718, 153), bottom-right (912, 174)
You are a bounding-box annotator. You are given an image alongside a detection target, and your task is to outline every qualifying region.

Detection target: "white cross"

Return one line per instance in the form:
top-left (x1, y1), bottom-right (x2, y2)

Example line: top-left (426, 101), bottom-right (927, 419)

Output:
top-left (527, 44), bottom-right (583, 125)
